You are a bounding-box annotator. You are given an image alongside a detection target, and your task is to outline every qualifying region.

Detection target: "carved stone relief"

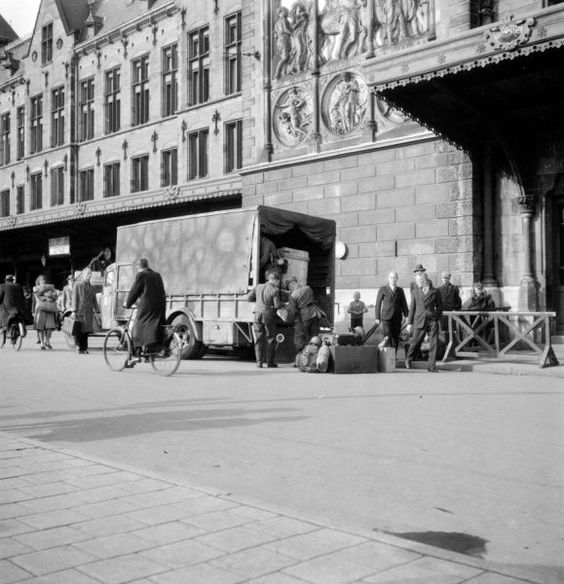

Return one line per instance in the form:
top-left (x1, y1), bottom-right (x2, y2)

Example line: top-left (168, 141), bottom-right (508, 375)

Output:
top-left (272, 0), bottom-right (433, 79)
top-left (273, 86), bottom-right (313, 147)
top-left (321, 72), bottom-right (368, 136)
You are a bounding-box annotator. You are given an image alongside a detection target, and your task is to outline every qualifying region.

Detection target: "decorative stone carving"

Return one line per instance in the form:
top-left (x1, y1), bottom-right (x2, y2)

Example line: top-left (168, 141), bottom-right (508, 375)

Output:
top-left (373, 0), bottom-right (431, 48)
top-left (321, 72), bottom-right (368, 135)
top-left (485, 15), bottom-right (535, 51)
top-left (165, 185), bottom-right (181, 200)
top-left (273, 3), bottom-right (314, 78)
top-left (75, 202), bottom-right (87, 216)
top-left (273, 86), bottom-right (313, 146)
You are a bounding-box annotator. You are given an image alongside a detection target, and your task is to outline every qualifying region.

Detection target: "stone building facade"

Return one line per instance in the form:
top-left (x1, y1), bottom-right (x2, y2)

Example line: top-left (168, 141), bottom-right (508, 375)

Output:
top-left (1, 0), bottom-right (563, 332)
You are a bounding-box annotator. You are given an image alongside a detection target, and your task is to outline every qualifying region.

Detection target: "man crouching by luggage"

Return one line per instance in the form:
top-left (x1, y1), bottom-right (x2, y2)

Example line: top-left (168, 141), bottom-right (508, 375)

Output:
top-left (248, 270), bottom-right (281, 368)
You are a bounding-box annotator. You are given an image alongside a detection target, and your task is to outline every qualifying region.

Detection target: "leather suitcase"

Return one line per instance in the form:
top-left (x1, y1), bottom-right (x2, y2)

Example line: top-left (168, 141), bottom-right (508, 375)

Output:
top-left (330, 345), bottom-right (379, 374)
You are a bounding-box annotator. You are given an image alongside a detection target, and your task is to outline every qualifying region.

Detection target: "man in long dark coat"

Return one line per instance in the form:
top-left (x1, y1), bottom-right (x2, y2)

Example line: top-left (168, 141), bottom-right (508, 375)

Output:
top-left (375, 271), bottom-right (408, 350)
top-left (125, 258), bottom-right (166, 355)
top-left (71, 268), bottom-right (99, 354)
top-left (0, 275), bottom-right (28, 345)
top-left (406, 272), bottom-right (442, 372)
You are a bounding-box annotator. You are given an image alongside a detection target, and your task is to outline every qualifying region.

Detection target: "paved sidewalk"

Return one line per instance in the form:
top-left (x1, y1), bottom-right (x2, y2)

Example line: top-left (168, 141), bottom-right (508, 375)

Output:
top-left (0, 432), bottom-right (554, 584)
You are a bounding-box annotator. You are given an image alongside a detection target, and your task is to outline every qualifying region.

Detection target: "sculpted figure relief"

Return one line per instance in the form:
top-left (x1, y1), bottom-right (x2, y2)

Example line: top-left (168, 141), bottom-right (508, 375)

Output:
top-left (324, 73), bottom-right (368, 135)
top-left (273, 2), bottom-right (314, 78)
top-left (274, 86), bottom-right (313, 146)
top-left (374, 0), bottom-right (430, 47)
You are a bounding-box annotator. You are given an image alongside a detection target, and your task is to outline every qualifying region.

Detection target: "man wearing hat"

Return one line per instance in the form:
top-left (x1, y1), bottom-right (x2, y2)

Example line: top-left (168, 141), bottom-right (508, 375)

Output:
top-left (437, 271), bottom-right (461, 340)
top-left (0, 275), bottom-right (28, 345)
top-left (410, 264), bottom-right (432, 292)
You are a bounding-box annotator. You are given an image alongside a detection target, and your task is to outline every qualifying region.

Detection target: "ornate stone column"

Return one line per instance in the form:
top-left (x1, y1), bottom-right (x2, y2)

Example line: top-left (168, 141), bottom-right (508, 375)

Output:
top-left (308, 0), bottom-right (321, 153)
top-left (482, 145), bottom-right (497, 287)
top-left (262, 0), bottom-right (273, 162)
top-left (517, 192), bottom-right (539, 311)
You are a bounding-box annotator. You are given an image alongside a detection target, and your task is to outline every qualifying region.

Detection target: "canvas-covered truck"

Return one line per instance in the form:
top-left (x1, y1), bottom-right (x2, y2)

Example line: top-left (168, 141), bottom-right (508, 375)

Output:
top-left (98, 206), bottom-right (336, 359)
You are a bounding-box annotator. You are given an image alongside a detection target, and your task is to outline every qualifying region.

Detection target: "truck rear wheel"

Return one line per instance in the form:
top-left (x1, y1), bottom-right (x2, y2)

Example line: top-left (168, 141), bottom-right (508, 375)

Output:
top-left (172, 315), bottom-right (203, 360)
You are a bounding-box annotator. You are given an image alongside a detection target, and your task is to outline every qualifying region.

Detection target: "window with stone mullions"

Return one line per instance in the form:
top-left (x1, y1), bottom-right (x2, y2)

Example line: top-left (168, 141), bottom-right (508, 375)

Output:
top-left (79, 168), bottom-right (94, 201)
top-left (188, 27), bottom-right (210, 106)
top-left (16, 107), bottom-right (24, 160)
top-left (188, 129), bottom-right (208, 180)
top-left (224, 12), bottom-right (241, 95)
top-left (161, 148), bottom-right (178, 186)
top-left (51, 166), bottom-right (64, 206)
top-left (30, 173), bottom-right (42, 211)
top-left (30, 95), bottom-right (43, 154)
top-left (0, 190), bottom-right (9, 217)
top-left (162, 44), bottom-right (178, 117)
top-left (79, 79), bottom-right (95, 141)
top-left (51, 87), bottom-right (65, 147)
top-left (104, 162), bottom-right (120, 197)
top-left (16, 185), bottom-right (24, 214)
top-left (225, 119), bottom-right (242, 173)
top-left (41, 23), bottom-right (53, 65)
top-left (131, 155), bottom-right (149, 192)
top-left (0, 113), bottom-right (10, 166)
top-left (104, 67), bottom-right (121, 134)
top-left (132, 56), bottom-right (150, 126)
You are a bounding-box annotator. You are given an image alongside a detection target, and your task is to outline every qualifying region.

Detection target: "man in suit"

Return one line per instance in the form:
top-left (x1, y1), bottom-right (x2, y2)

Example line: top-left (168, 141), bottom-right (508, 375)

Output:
top-left (375, 271), bottom-right (408, 350)
top-left (437, 271), bottom-right (462, 339)
top-left (71, 268), bottom-right (100, 354)
top-left (406, 272), bottom-right (443, 372)
top-left (125, 258), bottom-right (167, 361)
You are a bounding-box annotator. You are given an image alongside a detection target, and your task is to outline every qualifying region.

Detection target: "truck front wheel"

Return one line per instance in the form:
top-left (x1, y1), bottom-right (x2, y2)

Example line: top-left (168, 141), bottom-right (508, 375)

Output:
top-left (172, 315), bottom-right (204, 360)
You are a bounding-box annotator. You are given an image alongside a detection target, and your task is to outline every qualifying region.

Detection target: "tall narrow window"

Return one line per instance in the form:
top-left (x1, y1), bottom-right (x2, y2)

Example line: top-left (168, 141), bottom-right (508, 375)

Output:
top-left (188, 129), bottom-right (208, 180)
top-left (104, 162), bottom-right (120, 197)
top-left (79, 78), bottom-right (95, 141)
top-left (51, 86), bottom-right (65, 147)
top-left (162, 44), bottom-right (178, 117)
top-left (30, 95), bottom-right (43, 154)
top-left (51, 166), bottom-right (64, 206)
top-left (16, 185), bottom-right (24, 214)
top-left (30, 172), bottom-right (42, 210)
top-left (188, 27), bottom-right (210, 105)
top-left (104, 67), bottom-right (121, 134)
top-left (0, 113), bottom-right (10, 166)
top-left (16, 107), bottom-right (24, 160)
top-left (225, 119), bottom-right (242, 173)
top-left (0, 190), bottom-right (9, 217)
top-left (41, 23), bottom-right (53, 65)
top-left (161, 148), bottom-right (178, 186)
top-left (79, 168), bottom-right (94, 201)
top-left (225, 12), bottom-right (241, 95)
top-left (132, 55), bottom-right (149, 126)
top-left (131, 155), bottom-right (149, 192)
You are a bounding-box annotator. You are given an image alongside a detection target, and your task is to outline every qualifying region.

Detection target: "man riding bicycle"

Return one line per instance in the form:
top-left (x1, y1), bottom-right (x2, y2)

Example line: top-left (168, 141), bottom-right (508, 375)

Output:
top-left (0, 275), bottom-right (29, 347)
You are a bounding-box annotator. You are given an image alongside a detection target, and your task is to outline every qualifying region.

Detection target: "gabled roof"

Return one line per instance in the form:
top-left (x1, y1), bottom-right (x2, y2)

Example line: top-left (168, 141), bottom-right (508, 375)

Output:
top-left (0, 13), bottom-right (18, 45)
top-left (55, 0), bottom-right (90, 34)
top-left (92, 0), bottom-right (169, 36)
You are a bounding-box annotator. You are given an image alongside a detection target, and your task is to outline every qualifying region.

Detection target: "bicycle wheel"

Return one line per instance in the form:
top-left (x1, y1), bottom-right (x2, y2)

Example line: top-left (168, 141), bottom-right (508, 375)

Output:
top-left (151, 332), bottom-right (182, 377)
top-left (11, 325), bottom-right (22, 351)
top-left (103, 328), bottom-right (132, 372)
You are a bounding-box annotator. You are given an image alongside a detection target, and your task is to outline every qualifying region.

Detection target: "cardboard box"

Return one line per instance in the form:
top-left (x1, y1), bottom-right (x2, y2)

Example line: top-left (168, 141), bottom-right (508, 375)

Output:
top-left (330, 345), bottom-right (379, 374)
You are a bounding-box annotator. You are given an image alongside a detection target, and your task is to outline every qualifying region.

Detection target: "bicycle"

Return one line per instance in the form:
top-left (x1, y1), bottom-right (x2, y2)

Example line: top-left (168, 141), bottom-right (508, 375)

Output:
top-left (0, 316), bottom-right (26, 351)
top-left (103, 310), bottom-right (182, 377)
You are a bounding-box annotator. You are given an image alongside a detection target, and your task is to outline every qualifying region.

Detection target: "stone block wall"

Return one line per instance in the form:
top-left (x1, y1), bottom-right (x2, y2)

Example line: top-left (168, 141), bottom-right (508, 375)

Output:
top-left (243, 136), bottom-right (476, 324)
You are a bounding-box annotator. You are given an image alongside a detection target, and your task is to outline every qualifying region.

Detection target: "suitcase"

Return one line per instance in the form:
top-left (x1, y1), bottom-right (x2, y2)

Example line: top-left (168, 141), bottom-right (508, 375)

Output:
top-left (378, 347), bottom-right (396, 372)
top-left (334, 334), bottom-right (357, 346)
top-left (330, 345), bottom-right (379, 374)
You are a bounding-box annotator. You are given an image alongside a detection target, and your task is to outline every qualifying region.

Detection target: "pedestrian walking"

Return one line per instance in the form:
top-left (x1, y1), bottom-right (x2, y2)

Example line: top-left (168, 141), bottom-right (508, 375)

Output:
top-left (248, 270), bottom-right (281, 368)
top-left (33, 275), bottom-right (59, 350)
top-left (375, 271), bottom-right (408, 351)
top-left (287, 276), bottom-right (320, 357)
top-left (347, 291), bottom-right (368, 332)
top-left (0, 275), bottom-right (28, 346)
top-left (124, 258), bottom-right (167, 362)
top-left (406, 272), bottom-right (442, 372)
top-left (71, 268), bottom-right (99, 354)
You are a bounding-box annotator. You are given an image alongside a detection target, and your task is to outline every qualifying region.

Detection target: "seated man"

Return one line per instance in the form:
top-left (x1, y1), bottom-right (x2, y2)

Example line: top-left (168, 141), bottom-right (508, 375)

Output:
top-left (463, 281), bottom-right (495, 311)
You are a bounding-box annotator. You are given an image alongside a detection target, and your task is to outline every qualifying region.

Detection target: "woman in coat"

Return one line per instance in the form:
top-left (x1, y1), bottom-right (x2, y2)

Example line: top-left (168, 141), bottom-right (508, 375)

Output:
top-left (33, 275), bottom-right (59, 350)
top-left (71, 268), bottom-right (99, 354)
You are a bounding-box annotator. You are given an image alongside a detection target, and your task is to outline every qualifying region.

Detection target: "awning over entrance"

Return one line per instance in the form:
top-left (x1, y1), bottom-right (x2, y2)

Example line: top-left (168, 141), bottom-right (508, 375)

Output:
top-left (363, 5), bottom-right (564, 177)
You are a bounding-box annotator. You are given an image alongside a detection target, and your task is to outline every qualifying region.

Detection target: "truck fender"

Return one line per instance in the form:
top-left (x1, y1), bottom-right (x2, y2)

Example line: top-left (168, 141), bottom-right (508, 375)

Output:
top-left (166, 309), bottom-right (202, 341)
top-left (166, 309), bottom-right (206, 360)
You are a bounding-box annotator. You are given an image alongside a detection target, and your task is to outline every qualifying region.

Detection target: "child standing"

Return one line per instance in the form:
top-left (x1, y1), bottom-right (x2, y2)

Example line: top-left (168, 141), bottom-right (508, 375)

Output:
top-left (347, 291), bottom-right (368, 332)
